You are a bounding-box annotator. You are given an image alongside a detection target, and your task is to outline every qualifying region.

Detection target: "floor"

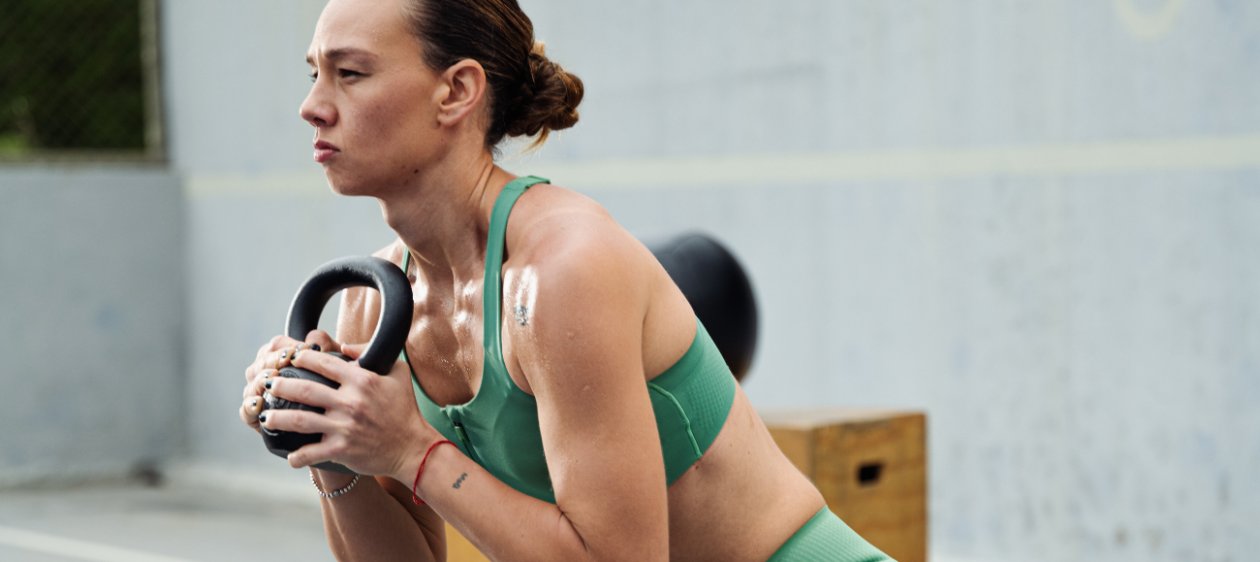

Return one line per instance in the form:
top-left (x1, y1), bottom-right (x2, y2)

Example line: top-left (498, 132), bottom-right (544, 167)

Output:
top-left (0, 479), bottom-right (959, 562)
top-left (0, 482), bottom-right (335, 562)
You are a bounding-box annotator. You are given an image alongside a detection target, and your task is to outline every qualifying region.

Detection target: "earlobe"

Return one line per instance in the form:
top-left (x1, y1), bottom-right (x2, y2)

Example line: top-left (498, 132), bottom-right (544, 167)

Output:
top-left (436, 59), bottom-right (487, 127)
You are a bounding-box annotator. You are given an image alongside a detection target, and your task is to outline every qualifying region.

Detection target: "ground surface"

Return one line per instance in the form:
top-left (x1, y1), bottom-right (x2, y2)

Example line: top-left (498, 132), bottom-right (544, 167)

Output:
top-left (0, 482), bottom-right (334, 562)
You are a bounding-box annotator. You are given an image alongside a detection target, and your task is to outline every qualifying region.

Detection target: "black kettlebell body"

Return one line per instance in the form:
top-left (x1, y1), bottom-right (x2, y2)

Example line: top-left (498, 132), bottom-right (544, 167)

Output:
top-left (648, 232), bottom-right (759, 382)
top-left (263, 352), bottom-right (348, 452)
top-left (260, 256), bottom-right (412, 474)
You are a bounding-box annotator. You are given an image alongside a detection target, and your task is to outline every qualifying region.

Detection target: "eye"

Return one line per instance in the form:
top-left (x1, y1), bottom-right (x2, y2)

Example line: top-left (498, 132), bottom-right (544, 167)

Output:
top-left (337, 68), bottom-right (364, 79)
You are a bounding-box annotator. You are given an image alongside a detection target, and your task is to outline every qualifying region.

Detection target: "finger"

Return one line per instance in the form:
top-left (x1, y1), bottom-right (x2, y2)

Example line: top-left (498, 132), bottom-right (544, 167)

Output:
top-left (265, 375), bottom-right (340, 410)
top-left (275, 347), bottom-right (298, 370)
top-left (255, 335), bottom-right (300, 362)
top-left (291, 349), bottom-right (364, 385)
top-left (245, 352), bottom-right (280, 382)
top-left (260, 408), bottom-right (337, 437)
top-left (254, 336), bottom-right (281, 362)
top-left (304, 330), bottom-right (340, 354)
top-left (252, 349), bottom-right (281, 373)
top-left (239, 405), bottom-right (258, 431)
top-left (242, 369), bottom-right (276, 399)
top-left (240, 396), bottom-right (264, 424)
top-left (243, 395), bottom-right (265, 417)
top-left (287, 440), bottom-right (343, 470)
top-left (340, 342), bottom-right (367, 360)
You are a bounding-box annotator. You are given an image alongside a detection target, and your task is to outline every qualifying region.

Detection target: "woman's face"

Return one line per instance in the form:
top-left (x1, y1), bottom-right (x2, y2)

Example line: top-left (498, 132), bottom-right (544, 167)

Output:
top-left (300, 0), bottom-right (441, 195)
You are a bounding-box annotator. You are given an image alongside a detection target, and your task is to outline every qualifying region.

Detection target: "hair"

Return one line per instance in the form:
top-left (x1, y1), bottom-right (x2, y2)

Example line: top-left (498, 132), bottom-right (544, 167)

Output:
top-left (404, 0), bottom-right (584, 148)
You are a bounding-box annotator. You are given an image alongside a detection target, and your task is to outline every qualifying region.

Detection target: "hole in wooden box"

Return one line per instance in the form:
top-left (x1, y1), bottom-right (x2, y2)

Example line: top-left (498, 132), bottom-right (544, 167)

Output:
top-left (857, 461), bottom-right (884, 486)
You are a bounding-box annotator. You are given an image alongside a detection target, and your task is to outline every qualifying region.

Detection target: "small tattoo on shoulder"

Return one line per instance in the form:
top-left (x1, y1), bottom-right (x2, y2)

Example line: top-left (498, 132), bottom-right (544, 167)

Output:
top-left (453, 473), bottom-right (468, 489)
top-left (513, 305), bottom-right (530, 326)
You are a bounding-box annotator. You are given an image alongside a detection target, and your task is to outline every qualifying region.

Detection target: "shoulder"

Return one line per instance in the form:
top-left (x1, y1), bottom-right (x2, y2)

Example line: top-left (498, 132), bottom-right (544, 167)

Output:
top-left (337, 241), bottom-right (407, 343)
top-left (500, 183), bottom-right (662, 376)
top-left (504, 183), bottom-right (655, 306)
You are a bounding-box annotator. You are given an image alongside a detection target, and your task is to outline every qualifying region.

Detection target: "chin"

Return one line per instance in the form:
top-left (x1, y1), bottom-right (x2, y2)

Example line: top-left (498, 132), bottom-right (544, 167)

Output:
top-left (322, 168), bottom-right (375, 197)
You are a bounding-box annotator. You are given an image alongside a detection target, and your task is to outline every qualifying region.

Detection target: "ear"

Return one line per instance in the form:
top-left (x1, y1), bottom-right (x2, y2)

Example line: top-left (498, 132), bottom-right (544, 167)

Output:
top-left (434, 58), bottom-right (487, 128)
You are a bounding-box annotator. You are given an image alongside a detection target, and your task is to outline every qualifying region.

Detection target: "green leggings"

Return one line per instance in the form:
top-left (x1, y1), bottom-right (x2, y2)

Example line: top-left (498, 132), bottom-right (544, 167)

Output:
top-left (767, 507), bottom-right (893, 562)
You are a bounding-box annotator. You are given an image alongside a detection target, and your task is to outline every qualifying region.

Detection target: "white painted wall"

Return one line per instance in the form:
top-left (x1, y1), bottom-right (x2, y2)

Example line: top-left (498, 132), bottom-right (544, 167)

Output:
top-left (0, 166), bottom-right (184, 485)
top-left (160, 1), bottom-right (1260, 560)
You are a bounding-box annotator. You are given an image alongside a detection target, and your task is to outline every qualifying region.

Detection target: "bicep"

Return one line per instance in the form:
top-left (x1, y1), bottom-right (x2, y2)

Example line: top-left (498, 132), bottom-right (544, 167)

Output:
top-left (514, 242), bottom-right (669, 558)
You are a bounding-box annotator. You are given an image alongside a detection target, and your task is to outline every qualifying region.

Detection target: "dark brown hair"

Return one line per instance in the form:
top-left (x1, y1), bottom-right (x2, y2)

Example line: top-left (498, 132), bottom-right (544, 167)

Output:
top-left (404, 0), bottom-right (584, 147)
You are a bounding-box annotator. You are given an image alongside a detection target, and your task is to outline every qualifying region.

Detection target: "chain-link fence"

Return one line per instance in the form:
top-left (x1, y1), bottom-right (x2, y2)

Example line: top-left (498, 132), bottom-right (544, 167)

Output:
top-left (0, 0), bottom-right (161, 160)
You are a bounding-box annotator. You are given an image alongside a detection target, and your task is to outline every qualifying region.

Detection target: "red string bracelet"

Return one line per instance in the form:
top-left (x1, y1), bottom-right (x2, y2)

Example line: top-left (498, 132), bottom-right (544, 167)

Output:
top-left (411, 439), bottom-right (455, 506)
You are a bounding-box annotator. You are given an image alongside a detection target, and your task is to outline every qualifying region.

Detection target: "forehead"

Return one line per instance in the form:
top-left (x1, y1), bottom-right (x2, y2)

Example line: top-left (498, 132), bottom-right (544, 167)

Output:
top-left (308, 0), bottom-right (415, 60)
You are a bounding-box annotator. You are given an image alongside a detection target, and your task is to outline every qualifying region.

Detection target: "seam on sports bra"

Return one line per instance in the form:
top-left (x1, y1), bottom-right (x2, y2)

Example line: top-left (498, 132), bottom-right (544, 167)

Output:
top-left (647, 381), bottom-right (703, 458)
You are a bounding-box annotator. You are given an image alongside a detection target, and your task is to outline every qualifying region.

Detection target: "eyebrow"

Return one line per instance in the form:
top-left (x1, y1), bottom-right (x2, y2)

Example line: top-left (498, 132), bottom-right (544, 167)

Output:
top-left (305, 47), bottom-right (377, 66)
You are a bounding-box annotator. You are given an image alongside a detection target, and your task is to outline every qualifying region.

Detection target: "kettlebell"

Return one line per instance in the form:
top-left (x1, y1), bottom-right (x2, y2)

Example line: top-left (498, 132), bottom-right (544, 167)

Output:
top-left (648, 232), bottom-right (759, 382)
top-left (260, 256), bottom-right (412, 474)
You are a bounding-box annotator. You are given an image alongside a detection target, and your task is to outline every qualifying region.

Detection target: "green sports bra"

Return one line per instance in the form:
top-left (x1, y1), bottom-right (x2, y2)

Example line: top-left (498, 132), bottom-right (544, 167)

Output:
top-left (402, 175), bottom-right (737, 503)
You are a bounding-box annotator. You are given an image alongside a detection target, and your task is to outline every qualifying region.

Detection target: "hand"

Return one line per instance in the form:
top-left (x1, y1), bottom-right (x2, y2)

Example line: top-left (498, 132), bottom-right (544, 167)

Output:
top-left (257, 344), bottom-right (438, 481)
top-left (238, 330), bottom-right (340, 432)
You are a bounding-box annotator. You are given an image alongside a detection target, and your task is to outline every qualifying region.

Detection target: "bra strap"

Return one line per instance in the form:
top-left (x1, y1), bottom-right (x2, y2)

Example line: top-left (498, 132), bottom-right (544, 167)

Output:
top-left (483, 176), bottom-right (550, 369)
top-left (399, 175), bottom-right (550, 392)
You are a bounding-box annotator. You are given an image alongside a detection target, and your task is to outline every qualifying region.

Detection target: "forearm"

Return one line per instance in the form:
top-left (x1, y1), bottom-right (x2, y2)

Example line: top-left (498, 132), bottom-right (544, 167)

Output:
top-left (312, 470), bottom-right (443, 562)
top-left (407, 444), bottom-right (603, 562)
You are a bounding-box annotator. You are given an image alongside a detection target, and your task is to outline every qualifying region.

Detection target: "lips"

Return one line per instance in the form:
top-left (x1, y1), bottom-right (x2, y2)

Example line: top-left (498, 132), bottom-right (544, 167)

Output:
top-left (313, 140), bottom-right (339, 164)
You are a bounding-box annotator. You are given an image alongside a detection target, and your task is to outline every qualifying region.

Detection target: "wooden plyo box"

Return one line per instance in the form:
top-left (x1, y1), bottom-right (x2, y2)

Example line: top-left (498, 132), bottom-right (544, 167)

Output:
top-left (445, 525), bottom-right (488, 562)
top-left (761, 408), bottom-right (928, 562)
top-left (444, 408), bottom-right (927, 562)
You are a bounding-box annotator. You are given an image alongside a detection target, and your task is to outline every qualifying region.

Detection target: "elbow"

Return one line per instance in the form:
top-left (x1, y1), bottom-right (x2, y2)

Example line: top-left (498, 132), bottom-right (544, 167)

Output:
top-left (552, 510), bottom-right (667, 562)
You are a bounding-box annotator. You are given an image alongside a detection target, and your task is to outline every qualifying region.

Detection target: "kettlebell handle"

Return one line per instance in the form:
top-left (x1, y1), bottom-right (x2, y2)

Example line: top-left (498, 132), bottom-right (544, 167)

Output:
top-left (285, 256), bottom-right (412, 375)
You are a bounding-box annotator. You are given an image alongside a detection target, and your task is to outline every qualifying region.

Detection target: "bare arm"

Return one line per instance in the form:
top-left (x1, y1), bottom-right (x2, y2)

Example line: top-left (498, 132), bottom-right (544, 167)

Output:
top-left (238, 262), bottom-right (446, 560)
top-left (269, 220), bottom-right (669, 560)
top-left (279, 283), bottom-right (630, 562)
top-left (408, 223), bottom-right (669, 561)
top-left (308, 283), bottom-right (446, 562)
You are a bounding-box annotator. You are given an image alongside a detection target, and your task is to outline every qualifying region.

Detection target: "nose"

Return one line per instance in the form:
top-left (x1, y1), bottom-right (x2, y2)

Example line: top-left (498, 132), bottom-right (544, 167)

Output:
top-left (299, 81), bottom-right (337, 128)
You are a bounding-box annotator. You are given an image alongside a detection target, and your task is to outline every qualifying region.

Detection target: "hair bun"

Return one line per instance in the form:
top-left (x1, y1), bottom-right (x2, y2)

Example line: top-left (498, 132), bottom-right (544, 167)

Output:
top-left (504, 45), bottom-right (584, 144)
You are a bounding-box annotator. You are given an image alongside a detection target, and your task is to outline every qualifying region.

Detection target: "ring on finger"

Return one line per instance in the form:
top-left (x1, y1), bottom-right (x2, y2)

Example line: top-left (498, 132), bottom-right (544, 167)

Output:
top-left (244, 396), bottom-right (265, 418)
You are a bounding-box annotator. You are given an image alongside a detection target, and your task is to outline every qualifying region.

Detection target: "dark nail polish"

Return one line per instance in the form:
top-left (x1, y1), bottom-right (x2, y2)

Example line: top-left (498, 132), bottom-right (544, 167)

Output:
top-left (310, 344), bottom-right (321, 352)
top-left (292, 350), bottom-right (301, 361)
top-left (258, 412), bottom-right (268, 424)
top-left (264, 379), bottom-right (273, 390)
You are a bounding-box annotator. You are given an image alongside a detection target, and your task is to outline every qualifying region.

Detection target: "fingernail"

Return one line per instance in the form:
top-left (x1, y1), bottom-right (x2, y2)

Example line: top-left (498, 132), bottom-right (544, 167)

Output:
top-left (264, 379), bottom-right (274, 390)
top-left (310, 343), bottom-right (321, 352)
top-left (249, 396), bottom-right (260, 407)
top-left (292, 350), bottom-right (301, 362)
top-left (258, 412), bottom-right (268, 424)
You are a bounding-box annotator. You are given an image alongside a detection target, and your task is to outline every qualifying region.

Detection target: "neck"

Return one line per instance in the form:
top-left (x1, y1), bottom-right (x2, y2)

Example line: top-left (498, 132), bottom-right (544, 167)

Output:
top-left (380, 148), bottom-right (507, 287)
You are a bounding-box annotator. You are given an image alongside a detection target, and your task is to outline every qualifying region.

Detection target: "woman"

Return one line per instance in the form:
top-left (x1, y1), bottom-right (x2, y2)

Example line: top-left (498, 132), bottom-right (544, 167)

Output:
top-left (239, 0), bottom-right (891, 560)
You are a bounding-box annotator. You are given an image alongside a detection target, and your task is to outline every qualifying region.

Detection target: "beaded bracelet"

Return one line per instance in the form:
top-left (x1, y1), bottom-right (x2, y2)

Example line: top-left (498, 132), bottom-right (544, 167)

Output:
top-left (311, 471), bottom-right (361, 499)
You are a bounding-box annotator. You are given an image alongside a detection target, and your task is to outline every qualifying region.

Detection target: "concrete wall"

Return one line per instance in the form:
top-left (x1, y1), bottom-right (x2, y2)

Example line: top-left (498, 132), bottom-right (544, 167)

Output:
top-left (0, 165), bottom-right (183, 486)
top-left (160, 1), bottom-right (1259, 560)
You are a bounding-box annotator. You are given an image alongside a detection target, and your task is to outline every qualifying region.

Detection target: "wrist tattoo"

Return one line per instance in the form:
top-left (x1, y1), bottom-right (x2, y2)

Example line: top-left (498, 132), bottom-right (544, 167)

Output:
top-left (453, 472), bottom-right (469, 489)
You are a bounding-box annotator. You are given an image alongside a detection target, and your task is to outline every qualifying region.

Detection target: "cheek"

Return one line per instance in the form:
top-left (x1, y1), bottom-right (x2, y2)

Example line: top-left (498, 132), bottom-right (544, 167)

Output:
top-left (361, 99), bottom-right (432, 156)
